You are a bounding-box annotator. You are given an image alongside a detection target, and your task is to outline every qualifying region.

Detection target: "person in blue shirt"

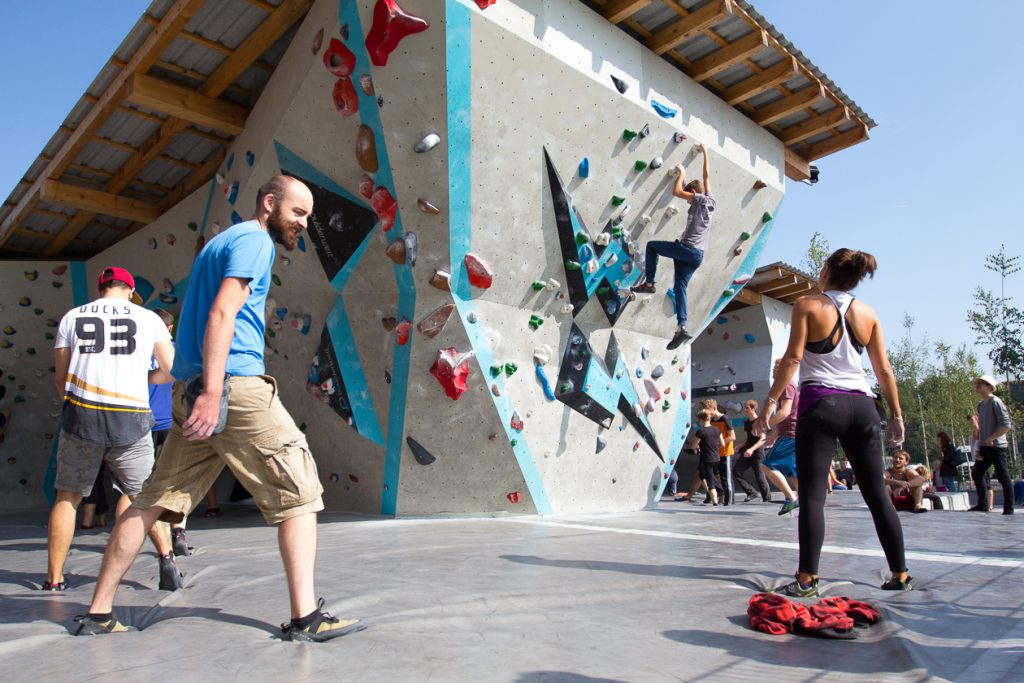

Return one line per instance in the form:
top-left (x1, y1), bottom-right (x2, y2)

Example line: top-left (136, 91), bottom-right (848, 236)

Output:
top-left (79, 176), bottom-right (365, 642)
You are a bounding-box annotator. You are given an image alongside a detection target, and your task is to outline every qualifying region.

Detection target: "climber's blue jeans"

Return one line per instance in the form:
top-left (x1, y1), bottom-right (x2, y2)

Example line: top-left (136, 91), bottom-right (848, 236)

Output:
top-left (644, 241), bottom-right (703, 327)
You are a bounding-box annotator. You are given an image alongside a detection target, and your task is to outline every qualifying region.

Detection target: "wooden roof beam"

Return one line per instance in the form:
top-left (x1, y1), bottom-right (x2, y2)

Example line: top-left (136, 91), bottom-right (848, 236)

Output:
top-left (784, 148), bottom-right (812, 182)
top-left (803, 124), bottom-right (870, 161)
top-left (41, 180), bottom-right (162, 224)
top-left (771, 282), bottom-right (817, 301)
top-left (647, 0), bottom-right (732, 56)
top-left (603, 0), bottom-right (655, 24)
top-left (732, 287), bottom-right (762, 308)
top-left (751, 84), bottom-right (824, 126)
top-left (778, 106), bottom-right (849, 145)
top-left (126, 73), bottom-right (249, 136)
top-left (719, 57), bottom-right (797, 106)
top-left (686, 30), bottom-right (767, 82)
top-left (0, 0), bottom-right (205, 249)
top-left (753, 275), bottom-right (799, 294)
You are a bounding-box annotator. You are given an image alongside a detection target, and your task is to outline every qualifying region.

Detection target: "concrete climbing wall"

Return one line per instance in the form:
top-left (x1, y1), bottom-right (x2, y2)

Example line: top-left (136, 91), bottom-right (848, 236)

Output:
top-left (0, 0), bottom-right (789, 516)
top-left (0, 261), bottom-right (79, 509)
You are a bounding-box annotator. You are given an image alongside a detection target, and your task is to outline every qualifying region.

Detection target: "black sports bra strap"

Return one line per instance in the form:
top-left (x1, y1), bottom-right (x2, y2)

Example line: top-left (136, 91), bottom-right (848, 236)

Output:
top-left (804, 295), bottom-right (845, 354)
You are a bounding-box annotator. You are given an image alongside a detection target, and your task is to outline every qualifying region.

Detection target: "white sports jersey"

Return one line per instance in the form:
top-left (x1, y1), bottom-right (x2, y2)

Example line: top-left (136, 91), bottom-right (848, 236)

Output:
top-left (55, 298), bottom-right (171, 445)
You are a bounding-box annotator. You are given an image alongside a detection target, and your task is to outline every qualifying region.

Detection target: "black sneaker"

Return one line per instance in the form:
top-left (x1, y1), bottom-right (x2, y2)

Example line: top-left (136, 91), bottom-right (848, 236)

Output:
top-left (881, 576), bottom-right (913, 591)
top-left (41, 580), bottom-right (66, 592)
top-left (73, 614), bottom-right (136, 635)
top-left (171, 528), bottom-right (191, 557)
top-left (968, 505), bottom-right (990, 512)
top-left (744, 493), bottom-right (758, 503)
top-left (631, 282), bottom-right (656, 294)
top-left (666, 327), bottom-right (689, 350)
top-left (281, 598), bottom-right (366, 642)
top-left (158, 553), bottom-right (183, 591)
top-left (776, 576), bottom-right (819, 598)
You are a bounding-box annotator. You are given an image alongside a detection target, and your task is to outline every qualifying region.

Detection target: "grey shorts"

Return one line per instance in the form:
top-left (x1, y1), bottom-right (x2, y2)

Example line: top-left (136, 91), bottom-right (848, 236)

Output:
top-left (55, 431), bottom-right (155, 497)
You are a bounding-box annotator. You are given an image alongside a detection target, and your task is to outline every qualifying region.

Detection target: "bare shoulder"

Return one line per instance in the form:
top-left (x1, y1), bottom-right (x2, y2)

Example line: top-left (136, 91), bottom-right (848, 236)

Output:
top-left (849, 298), bottom-right (879, 322)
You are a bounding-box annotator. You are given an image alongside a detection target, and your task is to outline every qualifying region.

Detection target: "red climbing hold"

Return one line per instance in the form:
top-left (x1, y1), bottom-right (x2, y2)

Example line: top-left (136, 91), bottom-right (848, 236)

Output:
top-left (395, 318), bottom-right (412, 345)
top-left (371, 186), bottom-right (398, 232)
top-left (476, 0), bottom-right (497, 8)
top-left (51, 265), bottom-right (67, 276)
top-left (332, 76), bottom-right (359, 116)
top-left (464, 253), bottom-right (494, 289)
top-left (430, 347), bottom-right (473, 400)
top-left (348, 474), bottom-right (360, 483)
top-left (323, 38), bottom-right (356, 77)
top-left (359, 174), bottom-right (375, 199)
top-left (365, 0), bottom-right (430, 67)
top-left (507, 491), bottom-right (521, 504)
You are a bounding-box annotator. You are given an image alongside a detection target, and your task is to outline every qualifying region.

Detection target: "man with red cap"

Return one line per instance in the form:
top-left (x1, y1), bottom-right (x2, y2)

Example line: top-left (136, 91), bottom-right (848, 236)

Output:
top-left (45, 266), bottom-right (180, 592)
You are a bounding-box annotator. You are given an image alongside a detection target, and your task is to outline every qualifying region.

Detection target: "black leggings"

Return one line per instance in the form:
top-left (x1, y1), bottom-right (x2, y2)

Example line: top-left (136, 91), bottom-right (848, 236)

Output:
top-left (795, 393), bottom-right (906, 575)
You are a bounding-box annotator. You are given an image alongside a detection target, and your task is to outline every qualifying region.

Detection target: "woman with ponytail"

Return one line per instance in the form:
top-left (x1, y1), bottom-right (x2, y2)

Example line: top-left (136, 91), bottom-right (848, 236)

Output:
top-left (753, 248), bottom-right (911, 596)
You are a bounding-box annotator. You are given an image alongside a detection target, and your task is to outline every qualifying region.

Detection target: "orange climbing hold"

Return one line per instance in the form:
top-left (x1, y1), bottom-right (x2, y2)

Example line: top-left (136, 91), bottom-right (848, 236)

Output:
top-left (395, 318), bottom-right (412, 345)
top-left (365, 0), bottom-right (430, 67)
top-left (332, 76), bottom-right (359, 116)
top-left (385, 239), bottom-right (406, 264)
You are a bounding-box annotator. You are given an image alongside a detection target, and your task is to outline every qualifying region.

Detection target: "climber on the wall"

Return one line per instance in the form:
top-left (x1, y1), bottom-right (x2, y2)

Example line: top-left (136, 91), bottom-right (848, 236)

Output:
top-left (631, 143), bottom-right (715, 350)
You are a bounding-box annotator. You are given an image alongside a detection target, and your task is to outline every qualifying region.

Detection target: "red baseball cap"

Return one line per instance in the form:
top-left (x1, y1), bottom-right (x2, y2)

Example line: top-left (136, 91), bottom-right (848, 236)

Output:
top-left (97, 266), bottom-right (135, 291)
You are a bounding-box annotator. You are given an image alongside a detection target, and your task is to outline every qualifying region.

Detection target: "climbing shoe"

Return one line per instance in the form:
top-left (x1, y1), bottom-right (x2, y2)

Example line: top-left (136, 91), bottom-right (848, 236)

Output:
top-left (776, 576), bottom-right (819, 599)
top-left (881, 576), bottom-right (913, 591)
top-left (171, 527), bottom-right (191, 557)
top-left (73, 614), bottom-right (136, 635)
top-left (158, 552), bottom-right (183, 591)
top-left (666, 327), bottom-right (690, 350)
top-left (281, 598), bottom-right (367, 642)
top-left (41, 580), bottom-right (66, 592)
top-left (631, 282), bottom-right (656, 295)
top-left (779, 498), bottom-right (799, 516)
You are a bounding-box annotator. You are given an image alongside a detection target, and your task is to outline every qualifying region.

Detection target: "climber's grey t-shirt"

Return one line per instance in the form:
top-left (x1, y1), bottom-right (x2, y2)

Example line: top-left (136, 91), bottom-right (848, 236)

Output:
top-left (679, 193), bottom-right (716, 251)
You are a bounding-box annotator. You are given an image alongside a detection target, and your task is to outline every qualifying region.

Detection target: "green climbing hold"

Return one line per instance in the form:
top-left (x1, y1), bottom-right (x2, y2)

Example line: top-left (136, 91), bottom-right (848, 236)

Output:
top-left (565, 260), bottom-right (582, 272)
top-left (559, 383), bottom-right (571, 393)
top-left (597, 286), bottom-right (612, 295)
top-left (671, 355), bottom-right (679, 365)
top-left (272, 274), bottom-right (282, 286)
top-left (33, 308), bottom-right (43, 315)
top-left (46, 319), bottom-right (57, 327)
top-left (611, 196), bottom-right (626, 206)
top-left (662, 400), bottom-right (671, 412)
top-left (529, 315), bottom-right (544, 331)
top-left (532, 280), bottom-right (546, 291)
top-left (51, 281), bottom-right (63, 289)
top-left (504, 362), bottom-right (518, 377)
top-left (45, 332), bottom-right (54, 340)
top-left (634, 160), bottom-right (648, 172)
top-left (490, 365), bottom-right (502, 377)
top-left (722, 288), bottom-right (736, 297)
top-left (188, 221), bottom-right (198, 231)
top-left (623, 129), bottom-right (637, 141)
top-left (740, 231), bottom-right (751, 241)
top-left (575, 232), bottom-right (589, 246)
top-left (612, 227), bottom-right (623, 238)
top-left (510, 439), bottom-right (518, 447)
top-left (267, 329), bottom-right (276, 338)
top-left (762, 211), bottom-right (772, 223)
top-left (14, 395), bottom-right (24, 403)
top-left (26, 348), bottom-right (36, 356)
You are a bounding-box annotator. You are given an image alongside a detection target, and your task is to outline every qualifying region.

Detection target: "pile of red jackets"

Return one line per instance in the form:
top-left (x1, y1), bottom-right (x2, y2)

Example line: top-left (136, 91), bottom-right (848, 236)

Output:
top-left (748, 593), bottom-right (882, 640)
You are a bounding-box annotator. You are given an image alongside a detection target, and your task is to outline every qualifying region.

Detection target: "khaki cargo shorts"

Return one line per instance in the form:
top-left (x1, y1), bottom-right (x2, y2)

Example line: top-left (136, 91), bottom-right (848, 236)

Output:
top-left (133, 375), bottom-right (324, 524)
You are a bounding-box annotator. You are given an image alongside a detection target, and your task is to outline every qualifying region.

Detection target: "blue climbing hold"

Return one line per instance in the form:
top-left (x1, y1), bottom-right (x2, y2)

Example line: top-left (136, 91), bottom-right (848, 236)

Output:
top-left (227, 181), bottom-right (239, 205)
top-left (535, 363), bottom-right (556, 401)
top-left (245, 150), bottom-right (255, 166)
top-left (744, 334), bottom-right (756, 344)
top-left (635, 367), bottom-right (644, 379)
top-left (651, 100), bottom-right (677, 119)
top-left (578, 243), bottom-right (594, 263)
top-left (231, 211), bottom-right (243, 225)
top-left (226, 153), bottom-right (234, 171)
top-left (716, 315), bottom-right (729, 325)
top-left (579, 157), bottom-right (589, 179)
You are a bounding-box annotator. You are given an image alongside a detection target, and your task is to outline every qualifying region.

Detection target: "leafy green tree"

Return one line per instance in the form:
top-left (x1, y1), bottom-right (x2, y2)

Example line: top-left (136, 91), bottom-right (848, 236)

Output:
top-left (801, 231), bottom-right (830, 275)
top-left (967, 244), bottom-right (1024, 381)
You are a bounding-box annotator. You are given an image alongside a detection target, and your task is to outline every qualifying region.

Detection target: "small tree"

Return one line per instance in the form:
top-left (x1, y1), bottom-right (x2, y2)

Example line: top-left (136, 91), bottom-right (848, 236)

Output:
top-left (802, 231), bottom-right (830, 275)
top-left (967, 244), bottom-right (1024, 381)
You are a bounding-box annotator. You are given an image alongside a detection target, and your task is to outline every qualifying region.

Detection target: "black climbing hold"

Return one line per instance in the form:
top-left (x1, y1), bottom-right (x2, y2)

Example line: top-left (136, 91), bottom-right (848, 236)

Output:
top-left (407, 436), bottom-right (437, 466)
top-left (638, 123), bottom-right (650, 139)
top-left (610, 75), bottom-right (628, 94)
top-left (385, 370), bottom-right (392, 384)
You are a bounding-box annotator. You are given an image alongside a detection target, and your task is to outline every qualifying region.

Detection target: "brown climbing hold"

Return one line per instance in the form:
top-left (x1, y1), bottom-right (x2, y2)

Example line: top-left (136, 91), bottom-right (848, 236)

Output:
top-left (464, 253), bottom-right (493, 289)
top-left (395, 319), bottom-right (412, 345)
top-left (385, 239), bottom-right (407, 264)
top-left (430, 347), bottom-right (473, 400)
top-left (507, 491), bottom-right (521, 504)
top-left (491, 383), bottom-right (501, 397)
top-left (312, 27), bottom-right (324, 55)
top-left (430, 269), bottom-right (451, 291)
top-left (381, 316), bottom-right (397, 331)
top-left (417, 303), bottom-right (455, 339)
top-left (356, 124), bottom-right (378, 173)
top-left (417, 198), bottom-right (440, 214)
top-left (753, 179), bottom-right (767, 190)
top-left (489, 433), bottom-right (498, 441)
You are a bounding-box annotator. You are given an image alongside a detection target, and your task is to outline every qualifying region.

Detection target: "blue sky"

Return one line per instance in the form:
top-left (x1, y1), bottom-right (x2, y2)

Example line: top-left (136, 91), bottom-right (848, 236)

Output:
top-left (1, 1), bottom-right (1021, 372)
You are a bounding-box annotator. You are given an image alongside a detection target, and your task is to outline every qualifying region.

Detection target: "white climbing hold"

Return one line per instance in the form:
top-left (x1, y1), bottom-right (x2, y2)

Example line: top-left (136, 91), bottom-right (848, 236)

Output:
top-left (561, 304), bottom-right (574, 314)
top-left (605, 254), bottom-right (618, 266)
top-left (640, 214), bottom-right (651, 225)
top-left (533, 344), bottom-right (553, 365)
top-left (414, 133), bottom-right (441, 153)
top-left (595, 233), bottom-right (611, 247)
top-left (665, 206), bottom-right (679, 217)
top-left (545, 278), bottom-right (561, 291)
top-left (585, 260), bottom-right (598, 274)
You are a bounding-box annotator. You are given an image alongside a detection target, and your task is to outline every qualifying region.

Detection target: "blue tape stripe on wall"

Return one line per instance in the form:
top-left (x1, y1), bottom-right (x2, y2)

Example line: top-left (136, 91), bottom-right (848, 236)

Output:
top-left (333, 0), bottom-right (417, 515)
top-left (653, 196), bottom-right (784, 499)
top-left (446, 0), bottom-right (554, 515)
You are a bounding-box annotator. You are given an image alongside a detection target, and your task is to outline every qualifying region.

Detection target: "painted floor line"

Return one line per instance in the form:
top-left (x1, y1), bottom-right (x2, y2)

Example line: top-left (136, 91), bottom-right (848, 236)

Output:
top-left (500, 518), bottom-right (1024, 569)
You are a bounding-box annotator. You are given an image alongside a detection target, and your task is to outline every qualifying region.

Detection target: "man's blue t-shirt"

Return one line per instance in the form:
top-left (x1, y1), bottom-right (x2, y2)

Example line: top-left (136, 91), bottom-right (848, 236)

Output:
top-left (150, 346), bottom-right (174, 430)
top-left (172, 221), bottom-right (275, 380)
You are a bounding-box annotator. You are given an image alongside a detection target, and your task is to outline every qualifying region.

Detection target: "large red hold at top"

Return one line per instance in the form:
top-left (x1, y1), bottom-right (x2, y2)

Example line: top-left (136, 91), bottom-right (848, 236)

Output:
top-left (365, 0), bottom-right (429, 67)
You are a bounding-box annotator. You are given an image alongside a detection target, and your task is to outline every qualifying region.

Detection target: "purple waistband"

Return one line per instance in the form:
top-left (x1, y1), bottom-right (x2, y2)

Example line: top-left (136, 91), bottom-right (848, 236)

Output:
top-left (798, 384), bottom-right (869, 418)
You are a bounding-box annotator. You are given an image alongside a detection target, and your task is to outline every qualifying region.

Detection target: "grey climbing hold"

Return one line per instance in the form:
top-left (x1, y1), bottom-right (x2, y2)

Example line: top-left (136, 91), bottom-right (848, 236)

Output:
top-left (638, 123), bottom-right (650, 139)
top-left (467, 312), bottom-right (478, 324)
top-left (596, 436), bottom-right (608, 453)
top-left (650, 156), bottom-right (663, 169)
top-left (407, 436), bottom-right (437, 465)
top-left (415, 133), bottom-right (441, 153)
top-left (404, 233), bottom-right (418, 266)
top-left (651, 365), bottom-right (665, 379)
top-left (610, 75), bottom-right (628, 94)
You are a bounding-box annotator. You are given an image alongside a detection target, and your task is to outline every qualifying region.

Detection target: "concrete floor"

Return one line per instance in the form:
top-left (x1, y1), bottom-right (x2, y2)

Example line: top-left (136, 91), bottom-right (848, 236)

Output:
top-left (1, 491), bottom-right (1021, 682)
